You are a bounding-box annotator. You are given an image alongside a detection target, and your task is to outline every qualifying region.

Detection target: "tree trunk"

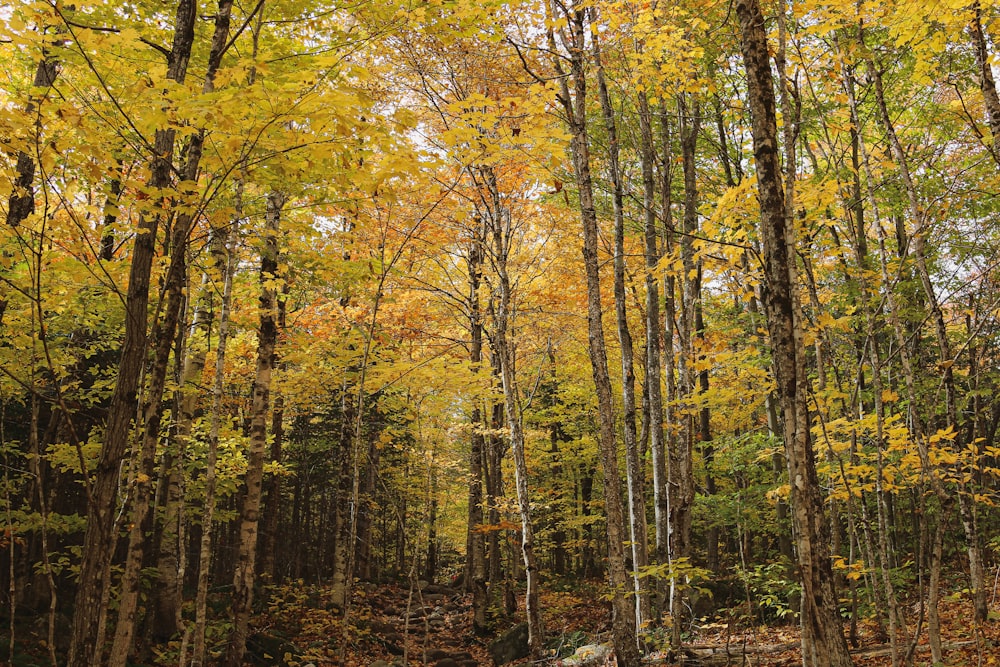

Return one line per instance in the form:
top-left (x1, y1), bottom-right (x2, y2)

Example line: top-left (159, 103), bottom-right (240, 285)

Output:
top-left (5, 47), bottom-right (58, 231)
top-left (225, 190), bottom-right (285, 667)
top-left (866, 34), bottom-right (988, 624)
top-left (671, 92), bottom-right (700, 648)
top-left (260, 293), bottom-right (287, 582)
top-left (466, 223), bottom-right (489, 634)
top-left (108, 6), bottom-right (233, 661)
top-left (970, 0), bottom-right (1000, 164)
top-left (594, 32), bottom-right (649, 631)
top-left (67, 3), bottom-right (197, 664)
top-left (485, 167), bottom-right (544, 658)
top-left (191, 181), bottom-right (240, 667)
top-left (549, 4), bottom-right (640, 664)
top-left (734, 1), bottom-right (853, 664)
top-left (151, 277), bottom-right (212, 642)
top-left (638, 90), bottom-right (669, 587)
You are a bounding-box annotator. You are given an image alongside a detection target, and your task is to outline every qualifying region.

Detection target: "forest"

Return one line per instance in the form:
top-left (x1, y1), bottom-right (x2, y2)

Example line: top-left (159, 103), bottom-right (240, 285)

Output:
top-left (2, 0), bottom-right (1000, 665)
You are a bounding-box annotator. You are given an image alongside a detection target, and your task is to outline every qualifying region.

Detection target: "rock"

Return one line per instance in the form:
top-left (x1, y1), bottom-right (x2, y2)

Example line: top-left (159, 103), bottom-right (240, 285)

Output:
top-left (489, 622), bottom-right (529, 666)
top-left (368, 620), bottom-right (395, 634)
top-left (424, 583), bottom-right (458, 596)
top-left (245, 631), bottom-right (297, 666)
top-left (560, 643), bottom-right (612, 666)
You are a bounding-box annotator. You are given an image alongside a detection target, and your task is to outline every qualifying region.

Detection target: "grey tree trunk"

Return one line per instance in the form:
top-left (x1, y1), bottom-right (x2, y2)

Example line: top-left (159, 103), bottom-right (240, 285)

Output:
top-left (671, 93), bottom-right (700, 648)
top-left (970, 1), bottom-right (1000, 163)
top-left (637, 91), bottom-right (669, 581)
top-left (594, 33), bottom-right (649, 632)
top-left (866, 41), bottom-right (989, 625)
top-left (191, 182), bottom-right (240, 667)
top-left (548, 3), bottom-right (640, 664)
top-left (482, 166), bottom-right (545, 658)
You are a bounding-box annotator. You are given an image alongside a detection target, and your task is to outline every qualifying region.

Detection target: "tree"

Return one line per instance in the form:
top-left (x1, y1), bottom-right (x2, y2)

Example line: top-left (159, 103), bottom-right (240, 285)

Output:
top-left (549, 2), bottom-right (641, 664)
top-left (734, 0), bottom-right (853, 664)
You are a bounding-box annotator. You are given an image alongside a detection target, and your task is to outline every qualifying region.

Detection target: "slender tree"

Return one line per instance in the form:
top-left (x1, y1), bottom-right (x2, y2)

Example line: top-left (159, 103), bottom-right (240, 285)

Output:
top-left (734, 0), bottom-right (853, 664)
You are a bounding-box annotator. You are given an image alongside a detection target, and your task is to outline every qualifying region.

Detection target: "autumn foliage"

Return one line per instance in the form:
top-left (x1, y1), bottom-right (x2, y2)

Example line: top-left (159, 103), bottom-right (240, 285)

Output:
top-left (3, 0), bottom-right (1000, 666)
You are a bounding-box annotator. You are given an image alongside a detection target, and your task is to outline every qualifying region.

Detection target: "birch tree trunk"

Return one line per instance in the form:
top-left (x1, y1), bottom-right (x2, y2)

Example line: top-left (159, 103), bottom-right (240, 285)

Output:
top-left (866, 34), bottom-right (989, 624)
top-left (481, 165), bottom-right (545, 657)
top-left (671, 92), bottom-right (700, 648)
top-left (594, 32), bottom-right (649, 631)
top-left (638, 92), bottom-right (669, 578)
top-left (970, 0), bottom-right (1000, 163)
top-left (191, 183), bottom-right (240, 667)
top-left (548, 3), bottom-right (640, 663)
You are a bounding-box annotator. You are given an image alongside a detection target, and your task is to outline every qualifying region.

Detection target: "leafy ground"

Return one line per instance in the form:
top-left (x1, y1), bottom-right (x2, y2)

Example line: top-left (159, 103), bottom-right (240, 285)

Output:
top-left (240, 581), bottom-right (1000, 666)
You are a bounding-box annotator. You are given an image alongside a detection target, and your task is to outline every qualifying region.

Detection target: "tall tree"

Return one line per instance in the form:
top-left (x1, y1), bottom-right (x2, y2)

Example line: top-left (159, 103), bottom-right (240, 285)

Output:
top-left (549, 2), bottom-right (640, 664)
top-left (734, 0), bottom-right (853, 664)
top-left (67, 3), bottom-right (198, 663)
top-left (226, 190), bottom-right (285, 667)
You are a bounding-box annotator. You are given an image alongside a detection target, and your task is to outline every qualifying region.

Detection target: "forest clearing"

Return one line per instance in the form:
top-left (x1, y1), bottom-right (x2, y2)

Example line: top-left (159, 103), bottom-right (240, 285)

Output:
top-left (2, 0), bottom-right (1000, 665)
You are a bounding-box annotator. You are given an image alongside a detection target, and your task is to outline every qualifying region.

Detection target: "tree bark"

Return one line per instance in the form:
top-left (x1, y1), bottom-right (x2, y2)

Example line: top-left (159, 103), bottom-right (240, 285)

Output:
top-left (260, 293), bottom-right (287, 582)
top-left (671, 92), bottom-right (700, 648)
top-left (108, 5), bottom-right (233, 660)
top-left (734, 1), bottom-right (853, 664)
top-left (638, 90), bottom-right (669, 585)
top-left (549, 3), bottom-right (640, 664)
top-left (67, 3), bottom-right (197, 664)
top-left (466, 221), bottom-right (489, 634)
top-left (866, 33), bottom-right (988, 624)
top-left (594, 32), bottom-right (649, 631)
top-left (970, 1), bottom-right (1000, 164)
top-left (483, 165), bottom-right (545, 658)
top-left (191, 181), bottom-right (240, 667)
top-left (225, 191), bottom-right (285, 667)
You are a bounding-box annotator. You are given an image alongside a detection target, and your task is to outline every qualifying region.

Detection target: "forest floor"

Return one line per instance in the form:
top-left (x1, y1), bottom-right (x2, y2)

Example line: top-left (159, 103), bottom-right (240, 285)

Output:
top-left (244, 579), bottom-right (1000, 667)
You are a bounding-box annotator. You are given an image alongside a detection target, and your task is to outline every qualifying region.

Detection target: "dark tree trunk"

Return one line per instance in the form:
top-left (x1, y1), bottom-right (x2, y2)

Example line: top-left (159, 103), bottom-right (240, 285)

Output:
top-left (67, 4), bottom-right (198, 664)
top-left (734, 1), bottom-right (853, 664)
top-left (971, 0), bottom-right (1000, 164)
top-left (466, 222), bottom-right (489, 633)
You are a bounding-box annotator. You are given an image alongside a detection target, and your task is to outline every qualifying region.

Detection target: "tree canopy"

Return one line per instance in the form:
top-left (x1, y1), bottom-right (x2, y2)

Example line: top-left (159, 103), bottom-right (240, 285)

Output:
top-left (3, 0), bottom-right (1000, 665)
